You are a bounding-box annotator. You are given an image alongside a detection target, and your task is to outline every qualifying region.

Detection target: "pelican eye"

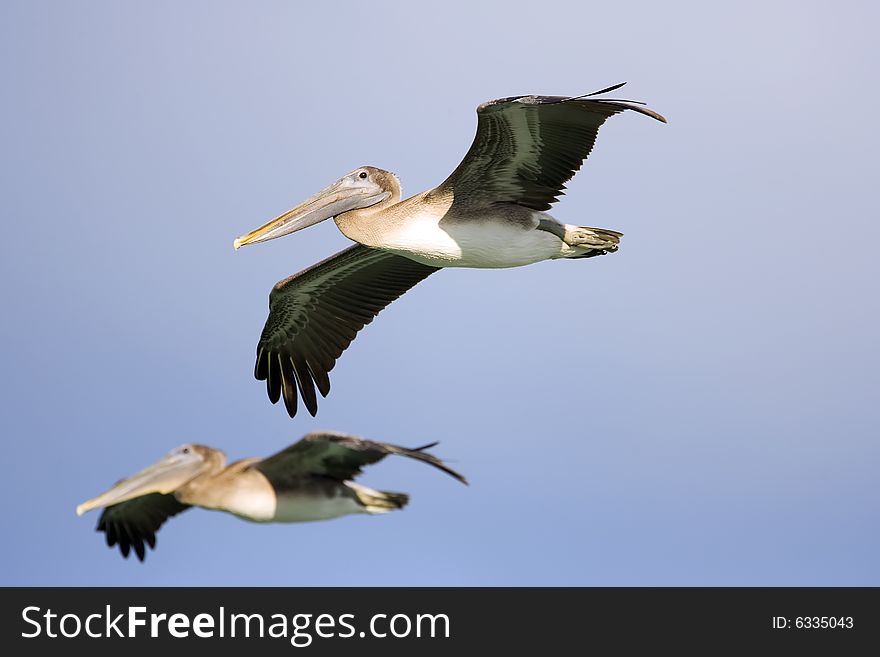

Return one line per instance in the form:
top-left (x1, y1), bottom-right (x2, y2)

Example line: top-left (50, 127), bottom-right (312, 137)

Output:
top-left (358, 171), bottom-right (368, 179)
top-left (182, 447), bottom-right (190, 454)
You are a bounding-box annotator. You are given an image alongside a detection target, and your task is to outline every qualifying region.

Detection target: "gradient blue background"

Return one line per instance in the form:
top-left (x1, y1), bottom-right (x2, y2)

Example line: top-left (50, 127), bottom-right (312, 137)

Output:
top-left (2, 0), bottom-right (877, 585)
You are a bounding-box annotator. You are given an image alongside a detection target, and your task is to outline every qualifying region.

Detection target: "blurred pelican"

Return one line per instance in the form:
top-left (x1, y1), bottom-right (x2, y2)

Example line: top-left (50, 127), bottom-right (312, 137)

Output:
top-left (234, 83), bottom-right (666, 417)
top-left (77, 432), bottom-right (466, 561)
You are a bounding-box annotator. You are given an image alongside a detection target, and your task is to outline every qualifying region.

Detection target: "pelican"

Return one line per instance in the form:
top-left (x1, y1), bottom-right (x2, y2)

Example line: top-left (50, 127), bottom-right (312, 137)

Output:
top-left (77, 432), bottom-right (466, 561)
top-left (234, 83), bottom-right (666, 417)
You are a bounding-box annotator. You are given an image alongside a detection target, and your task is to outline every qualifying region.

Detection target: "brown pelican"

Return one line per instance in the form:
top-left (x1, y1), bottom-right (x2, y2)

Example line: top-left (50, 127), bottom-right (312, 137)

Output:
top-left (234, 83), bottom-right (666, 417)
top-left (77, 432), bottom-right (466, 561)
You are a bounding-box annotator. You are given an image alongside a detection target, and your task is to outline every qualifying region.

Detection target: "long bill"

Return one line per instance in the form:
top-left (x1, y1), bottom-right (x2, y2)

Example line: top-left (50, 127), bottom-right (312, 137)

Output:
top-left (233, 178), bottom-right (389, 250)
top-left (76, 452), bottom-right (209, 516)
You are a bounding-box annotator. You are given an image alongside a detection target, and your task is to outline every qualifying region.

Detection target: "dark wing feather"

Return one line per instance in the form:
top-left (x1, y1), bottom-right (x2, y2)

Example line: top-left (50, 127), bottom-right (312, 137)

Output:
top-left (434, 84), bottom-right (666, 211)
top-left (255, 245), bottom-right (439, 418)
top-left (254, 431), bottom-right (467, 485)
top-left (96, 493), bottom-right (190, 562)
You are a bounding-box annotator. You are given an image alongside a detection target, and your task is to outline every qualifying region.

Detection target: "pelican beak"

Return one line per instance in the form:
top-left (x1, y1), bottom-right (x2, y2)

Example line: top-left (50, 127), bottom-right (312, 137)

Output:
top-left (233, 173), bottom-right (390, 250)
top-left (76, 450), bottom-right (207, 516)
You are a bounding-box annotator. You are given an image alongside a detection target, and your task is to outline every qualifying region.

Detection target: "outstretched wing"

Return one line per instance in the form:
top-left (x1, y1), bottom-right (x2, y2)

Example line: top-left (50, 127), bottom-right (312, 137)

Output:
top-left (255, 245), bottom-right (439, 418)
top-left (434, 83), bottom-right (666, 211)
top-left (96, 493), bottom-right (190, 561)
top-left (254, 431), bottom-right (467, 485)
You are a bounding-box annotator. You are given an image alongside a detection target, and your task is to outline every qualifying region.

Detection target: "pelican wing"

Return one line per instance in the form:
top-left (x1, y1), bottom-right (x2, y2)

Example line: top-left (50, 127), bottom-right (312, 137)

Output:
top-left (255, 244), bottom-right (439, 418)
top-left (254, 431), bottom-right (467, 485)
top-left (435, 83), bottom-right (666, 211)
top-left (96, 493), bottom-right (190, 561)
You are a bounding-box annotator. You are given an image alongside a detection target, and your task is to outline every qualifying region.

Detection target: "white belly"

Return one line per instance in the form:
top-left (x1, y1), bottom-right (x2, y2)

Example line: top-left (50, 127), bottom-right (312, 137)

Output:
top-left (271, 490), bottom-right (364, 523)
top-left (382, 211), bottom-right (564, 268)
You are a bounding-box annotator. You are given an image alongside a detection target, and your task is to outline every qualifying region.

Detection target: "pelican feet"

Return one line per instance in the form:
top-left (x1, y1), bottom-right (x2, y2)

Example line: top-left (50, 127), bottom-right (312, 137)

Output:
top-left (563, 225), bottom-right (623, 251)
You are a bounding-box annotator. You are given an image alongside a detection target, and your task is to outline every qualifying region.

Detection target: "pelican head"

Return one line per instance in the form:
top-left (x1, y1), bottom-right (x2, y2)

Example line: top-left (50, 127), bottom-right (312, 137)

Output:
top-left (76, 444), bottom-right (224, 516)
top-left (233, 166), bottom-right (399, 250)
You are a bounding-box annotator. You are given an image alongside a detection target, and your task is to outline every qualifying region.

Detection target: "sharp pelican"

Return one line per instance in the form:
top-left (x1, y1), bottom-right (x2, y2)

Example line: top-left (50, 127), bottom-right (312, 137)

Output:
top-left (77, 431), bottom-right (466, 561)
top-left (234, 83), bottom-right (666, 417)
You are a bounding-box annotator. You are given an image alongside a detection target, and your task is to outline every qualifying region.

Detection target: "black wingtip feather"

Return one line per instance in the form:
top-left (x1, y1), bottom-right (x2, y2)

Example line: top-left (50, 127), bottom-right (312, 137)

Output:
top-left (413, 441), bottom-right (440, 451)
top-left (266, 355), bottom-right (282, 404)
top-left (583, 81), bottom-right (627, 97)
top-left (547, 82), bottom-right (627, 104)
top-left (279, 355), bottom-right (299, 418)
top-left (254, 347), bottom-right (268, 381)
top-left (282, 383), bottom-right (298, 418)
top-left (291, 352), bottom-right (319, 417)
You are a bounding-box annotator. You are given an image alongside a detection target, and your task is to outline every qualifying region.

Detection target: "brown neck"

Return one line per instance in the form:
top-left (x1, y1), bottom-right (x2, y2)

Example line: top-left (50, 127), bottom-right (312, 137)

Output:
top-left (333, 198), bottom-right (397, 247)
top-left (333, 173), bottom-right (402, 246)
top-left (175, 449), bottom-right (227, 504)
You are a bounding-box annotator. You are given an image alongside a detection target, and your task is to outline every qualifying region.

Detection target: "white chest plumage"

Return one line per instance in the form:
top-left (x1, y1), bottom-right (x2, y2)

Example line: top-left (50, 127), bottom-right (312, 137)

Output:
top-left (216, 474), bottom-right (278, 523)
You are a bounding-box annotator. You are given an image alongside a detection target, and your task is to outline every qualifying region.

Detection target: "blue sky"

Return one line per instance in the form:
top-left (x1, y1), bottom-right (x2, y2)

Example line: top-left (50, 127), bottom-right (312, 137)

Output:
top-left (2, 0), bottom-right (878, 585)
